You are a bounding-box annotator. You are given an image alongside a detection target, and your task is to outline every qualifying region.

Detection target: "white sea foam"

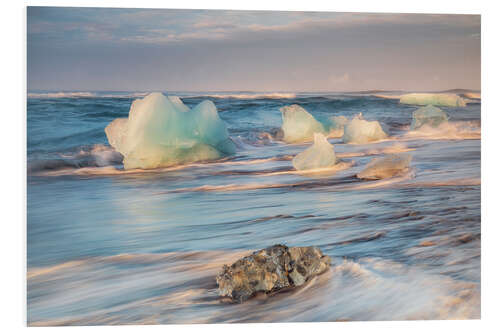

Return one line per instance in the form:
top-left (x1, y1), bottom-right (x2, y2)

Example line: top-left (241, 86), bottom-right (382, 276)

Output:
top-left (27, 251), bottom-right (479, 325)
top-left (404, 121), bottom-right (481, 140)
top-left (201, 93), bottom-right (297, 99)
top-left (336, 143), bottom-right (414, 158)
top-left (28, 92), bottom-right (97, 98)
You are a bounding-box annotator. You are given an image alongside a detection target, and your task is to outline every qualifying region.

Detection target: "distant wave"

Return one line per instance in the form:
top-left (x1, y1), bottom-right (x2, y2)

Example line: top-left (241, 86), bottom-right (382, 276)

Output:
top-left (28, 91), bottom-right (296, 100)
top-left (28, 92), bottom-right (97, 98)
top-left (28, 92), bottom-right (151, 99)
top-left (195, 93), bottom-right (297, 99)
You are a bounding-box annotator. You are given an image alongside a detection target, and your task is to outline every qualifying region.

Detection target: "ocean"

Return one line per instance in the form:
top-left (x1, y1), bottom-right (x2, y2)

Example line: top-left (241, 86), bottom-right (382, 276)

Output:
top-left (27, 91), bottom-right (481, 325)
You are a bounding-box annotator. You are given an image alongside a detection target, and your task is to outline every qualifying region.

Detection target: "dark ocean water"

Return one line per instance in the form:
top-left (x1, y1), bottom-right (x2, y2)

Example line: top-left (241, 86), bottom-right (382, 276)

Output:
top-left (27, 91), bottom-right (481, 325)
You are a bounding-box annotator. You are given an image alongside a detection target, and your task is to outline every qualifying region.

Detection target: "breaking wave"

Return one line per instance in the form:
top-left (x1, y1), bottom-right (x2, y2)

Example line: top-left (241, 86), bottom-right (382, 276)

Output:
top-left (403, 121), bottom-right (481, 140)
top-left (199, 93), bottom-right (297, 99)
top-left (28, 92), bottom-right (98, 98)
top-left (28, 251), bottom-right (479, 325)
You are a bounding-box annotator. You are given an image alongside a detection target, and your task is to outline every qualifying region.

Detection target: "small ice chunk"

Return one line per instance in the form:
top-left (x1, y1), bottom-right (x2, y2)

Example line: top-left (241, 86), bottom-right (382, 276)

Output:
top-left (410, 105), bottom-right (448, 130)
top-left (463, 92), bottom-right (480, 100)
top-left (105, 92), bottom-right (235, 169)
top-left (280, 104), bottom-right (326, 143)
top-left (330, 115), bottom-right (348, 130)
top-left (357, 154), bottom-right (412, 180)
top-left (400, 93), bottom-right (466, 107)
top-left (342, 113), bottom-right (388, 144)
top-left (292, 133), bottom-right (336, 171)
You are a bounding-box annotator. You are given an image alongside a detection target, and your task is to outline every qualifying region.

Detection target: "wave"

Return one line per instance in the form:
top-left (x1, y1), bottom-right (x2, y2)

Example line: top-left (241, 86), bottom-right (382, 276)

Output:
top-left (27, 91), bottom-right (296, 100)
top-left (403, 121), bottom-right (481, 140)
top-left (372, 94), bottom-right (402, 100)
top-left (28, 92), bottom-right (97, 98)
top-left (29, 152), bottom-right (294, 177)
top-left (197, 93), bottom-right (296, 99)
top-left (28, 144), bottom-right (123, 174)
top-left (336, 143), bottom-right (414, 158)
top-left (28, 251), bottom-right (479, 325)
top-left (259, 160), bottom-right (354, 177)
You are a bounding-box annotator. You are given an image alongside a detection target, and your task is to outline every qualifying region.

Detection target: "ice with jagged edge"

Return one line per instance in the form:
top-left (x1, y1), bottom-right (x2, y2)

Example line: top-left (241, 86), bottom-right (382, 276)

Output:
top-left (357, 154), bottom-right (412, 180)
top-left (105, 92), bottom-right (236, 169)
top-left (411, 105), bottom-right (449, 130)
top-left (280, 104), bottom-right (327, 143)
top-left (400, 93), bottom-right (466, 107)
top-left (292, 133), bottom-right (336, 171)
top-left (328, 115), bottom-right (349, 137)
top-left (342, 113), bottom-right (388, 144)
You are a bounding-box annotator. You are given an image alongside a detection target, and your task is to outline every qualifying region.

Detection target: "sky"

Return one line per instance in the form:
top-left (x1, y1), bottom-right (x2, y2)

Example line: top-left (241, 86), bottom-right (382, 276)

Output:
top-left (27, 7), bottom-right (481, 92)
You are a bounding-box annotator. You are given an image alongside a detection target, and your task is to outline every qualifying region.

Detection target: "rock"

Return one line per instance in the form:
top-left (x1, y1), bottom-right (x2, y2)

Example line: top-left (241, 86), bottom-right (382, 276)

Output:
top-left (216, 244), bottom-right (331, 302)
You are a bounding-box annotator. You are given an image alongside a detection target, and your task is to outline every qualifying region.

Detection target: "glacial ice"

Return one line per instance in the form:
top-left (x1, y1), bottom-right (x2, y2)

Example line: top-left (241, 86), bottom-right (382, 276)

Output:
top-left (357, 154), bottom-right (412, 180)
top-left (280, 105), bottom-right (326, 143)
top-left (463, 92), bottom-right (480, 100)
top-left (410, 105), bottom-right (448, 130)
top-left (342, 114), bottom-right (388, 144)
top-left (399, 93), bottom-right (466, 107)
top-left (327, 115), bottom-right (349, 137)
top-left (330, 115), bottom-right (348, 130)
top-left (292, 133), bottom-right (336, 171)
top-left (105, 92), bottom-right (236, 169)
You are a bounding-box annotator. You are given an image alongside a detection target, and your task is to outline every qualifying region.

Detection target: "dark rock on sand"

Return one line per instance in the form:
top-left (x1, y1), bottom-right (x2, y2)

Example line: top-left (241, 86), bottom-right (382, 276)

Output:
top-left (216, 244), bottom-right (331, 303)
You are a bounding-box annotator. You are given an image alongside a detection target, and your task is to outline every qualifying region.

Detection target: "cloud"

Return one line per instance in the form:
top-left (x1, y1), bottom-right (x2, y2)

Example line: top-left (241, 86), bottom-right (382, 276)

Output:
top-left (28, 8), bottom-right (480, 46)
top-left (27, 8), bottom-right (480, 91)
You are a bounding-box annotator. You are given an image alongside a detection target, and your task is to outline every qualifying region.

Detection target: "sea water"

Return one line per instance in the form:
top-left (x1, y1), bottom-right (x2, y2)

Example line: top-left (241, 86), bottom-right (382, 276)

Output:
top-left (27, 91), bottom-right (481, 325)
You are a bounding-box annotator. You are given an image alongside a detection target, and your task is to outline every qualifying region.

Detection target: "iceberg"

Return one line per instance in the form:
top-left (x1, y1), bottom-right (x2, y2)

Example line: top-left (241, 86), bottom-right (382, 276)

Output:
top-left (410, 105), bottom-right (448, 130)
top-left (330, 115), bottom-right (348, 130)
top-left (292, 133), bottom-right (336, 171)
top-left (357, 154), bottom-right (412, 180)
top-left (280, 105), bottom-right (326, 143)
top-left (399, 93), bottom-right (466, 107)
top-left (327, 115), bottom-right (349, 137)
top-left (342, 113), bottom-right (388, 144)
top-left (463, 92), bottom-right (480, 99)
top-left (105, 93), bottom-right (236, 169)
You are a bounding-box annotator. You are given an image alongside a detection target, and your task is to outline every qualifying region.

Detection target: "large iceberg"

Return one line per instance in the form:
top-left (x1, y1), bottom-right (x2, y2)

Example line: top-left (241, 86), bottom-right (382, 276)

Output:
top-left (399, 93), bottom-right (466, 107)
top-left (342, 113), bottom-right (388, 144)
top-left (410, 105), bottom-right (448, 130)
top-left (357, 154), bottom-right (412, 180)
top-left (280, 105), bottom-right (326, 143)
top-left (292, 133), bottom-right (337, 171)
top-left (105, 93), bottom-right (236, 169)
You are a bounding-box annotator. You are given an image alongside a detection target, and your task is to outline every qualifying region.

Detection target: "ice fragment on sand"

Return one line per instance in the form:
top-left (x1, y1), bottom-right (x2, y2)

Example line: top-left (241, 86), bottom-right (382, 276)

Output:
top-left (342, 113), bottom-right (388, 144)
top-left (105, 93), bottom-right (235, 169)
top-left (410, 105), bottom-right (448, 130)
top-left (400, 93), bottom-right (466, 107)
top-left (357, 154), bottom-right (412, 180)
top-left (292, 133), bottom-right (336, 171)
top-left (280, 104), bottom-right (326, 143)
